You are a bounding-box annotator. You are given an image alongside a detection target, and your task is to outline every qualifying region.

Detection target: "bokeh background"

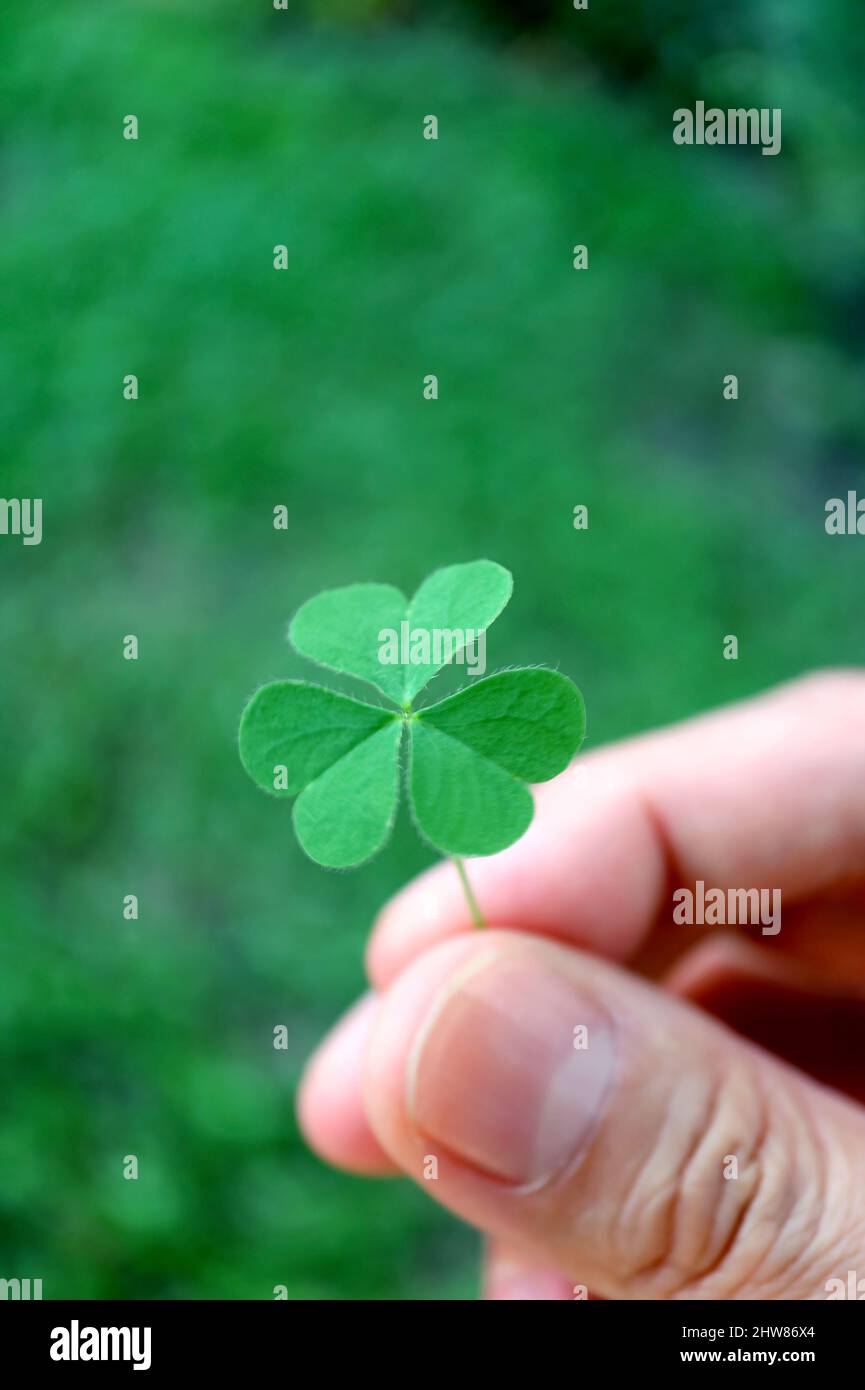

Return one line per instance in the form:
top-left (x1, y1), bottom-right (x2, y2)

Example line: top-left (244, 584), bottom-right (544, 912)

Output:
top-left (1, 0), bottom-right (863, 1298)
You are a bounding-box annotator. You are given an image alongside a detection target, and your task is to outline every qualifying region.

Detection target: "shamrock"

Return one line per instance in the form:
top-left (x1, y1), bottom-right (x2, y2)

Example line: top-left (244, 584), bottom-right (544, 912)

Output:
top-left (238, 560), bottom-right (585, 891)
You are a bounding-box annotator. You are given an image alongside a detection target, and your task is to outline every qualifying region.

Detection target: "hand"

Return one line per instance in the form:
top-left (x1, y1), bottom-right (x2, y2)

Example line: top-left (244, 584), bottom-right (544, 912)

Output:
top-left (299, 672), bottom-right (865, 1299)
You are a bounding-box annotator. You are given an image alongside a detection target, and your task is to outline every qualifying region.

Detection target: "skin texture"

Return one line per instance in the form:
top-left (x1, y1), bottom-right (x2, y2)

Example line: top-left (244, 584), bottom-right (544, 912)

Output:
top-left (298, 671), bottom-right (865, 1299)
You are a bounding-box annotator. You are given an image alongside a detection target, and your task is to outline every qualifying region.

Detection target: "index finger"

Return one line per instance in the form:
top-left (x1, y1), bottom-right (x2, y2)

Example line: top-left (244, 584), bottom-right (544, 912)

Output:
top-left (368, 671), bottom-right (865, 988)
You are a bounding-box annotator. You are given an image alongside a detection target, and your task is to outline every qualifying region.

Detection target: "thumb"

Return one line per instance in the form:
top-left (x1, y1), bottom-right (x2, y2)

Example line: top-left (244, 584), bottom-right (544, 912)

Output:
top-left (363, 931), bottom-right (865, 1300)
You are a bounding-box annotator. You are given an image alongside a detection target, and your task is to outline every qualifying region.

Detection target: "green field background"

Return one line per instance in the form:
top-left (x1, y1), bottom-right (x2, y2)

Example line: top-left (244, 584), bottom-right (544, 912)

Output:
top-left (1, 0), bottom-right (863, 1298)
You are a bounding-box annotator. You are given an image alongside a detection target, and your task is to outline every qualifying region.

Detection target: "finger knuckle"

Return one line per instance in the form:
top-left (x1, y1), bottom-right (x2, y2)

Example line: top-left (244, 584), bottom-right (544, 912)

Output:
top-left (612, 1063), bottom-right (828, 1298)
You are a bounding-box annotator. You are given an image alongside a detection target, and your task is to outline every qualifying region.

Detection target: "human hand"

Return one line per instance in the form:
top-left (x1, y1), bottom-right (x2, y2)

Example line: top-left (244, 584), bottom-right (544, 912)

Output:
top-left (299, 672), bottom-right (865, 1299)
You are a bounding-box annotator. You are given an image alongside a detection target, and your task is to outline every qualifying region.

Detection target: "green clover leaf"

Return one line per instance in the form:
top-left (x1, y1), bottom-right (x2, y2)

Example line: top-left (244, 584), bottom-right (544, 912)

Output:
top-left (238, 561), bottom-right (585, 876)
top-left (287, 559), bottom-right (513, 706)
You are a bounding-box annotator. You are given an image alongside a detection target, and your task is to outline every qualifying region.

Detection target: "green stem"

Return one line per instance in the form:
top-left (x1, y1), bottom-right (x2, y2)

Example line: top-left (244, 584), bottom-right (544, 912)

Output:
top-left (453, 856), bottom-right (485, 929)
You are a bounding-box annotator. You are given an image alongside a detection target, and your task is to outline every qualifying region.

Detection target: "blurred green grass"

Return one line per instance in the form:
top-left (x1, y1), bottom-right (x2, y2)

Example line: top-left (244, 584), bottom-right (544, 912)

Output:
top-left (0, 2), bottom-right (863, 1298)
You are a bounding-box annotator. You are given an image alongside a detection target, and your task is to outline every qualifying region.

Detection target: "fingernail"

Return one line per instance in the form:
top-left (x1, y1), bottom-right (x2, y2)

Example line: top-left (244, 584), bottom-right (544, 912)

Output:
top-left (406, 951), bottom-right (615, 1187)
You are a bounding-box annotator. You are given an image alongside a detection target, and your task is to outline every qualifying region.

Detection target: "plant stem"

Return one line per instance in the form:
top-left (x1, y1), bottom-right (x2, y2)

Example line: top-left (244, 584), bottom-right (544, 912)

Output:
top-left (453, 856), bottom-right (485, 929)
